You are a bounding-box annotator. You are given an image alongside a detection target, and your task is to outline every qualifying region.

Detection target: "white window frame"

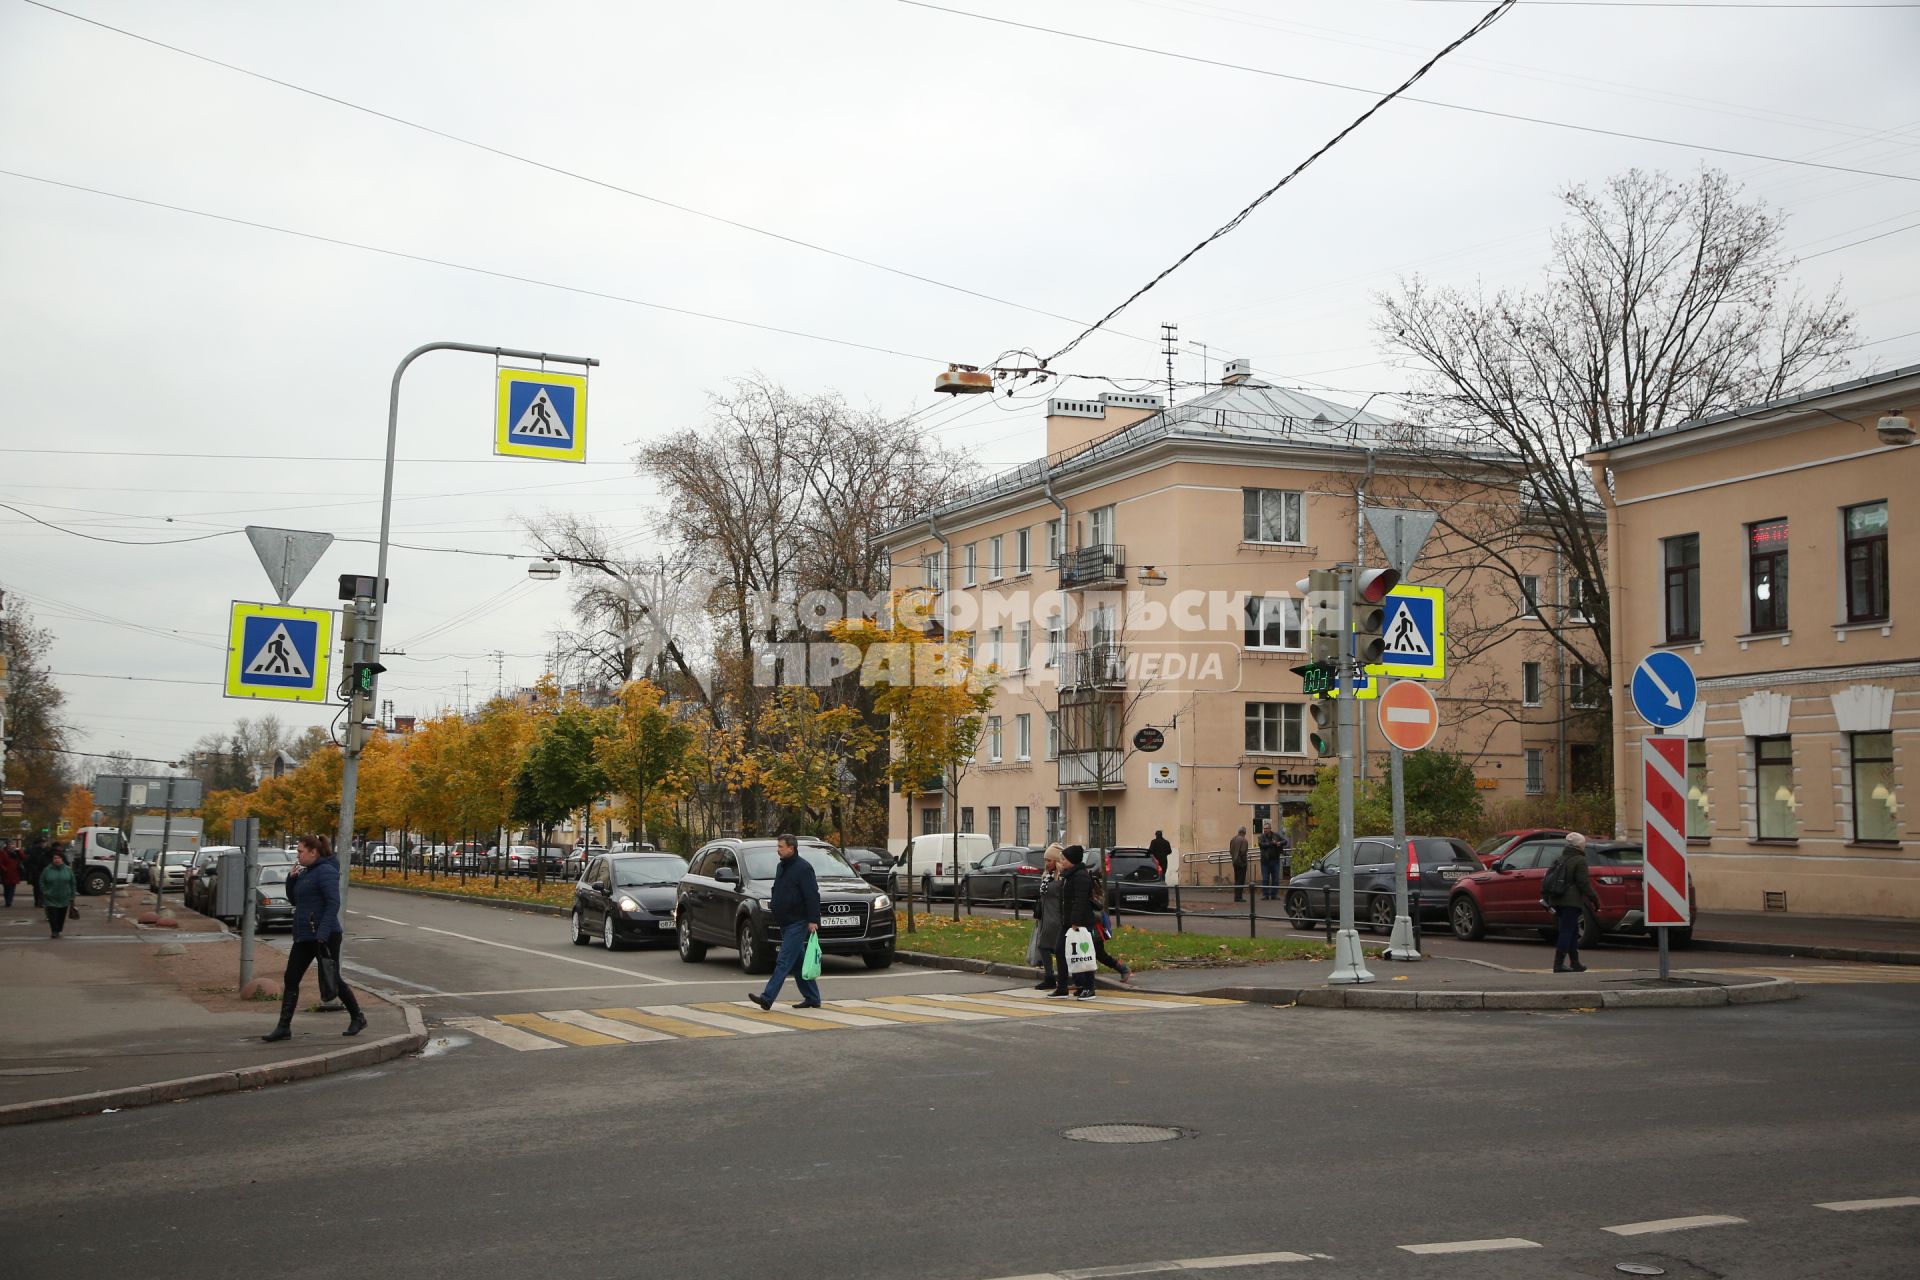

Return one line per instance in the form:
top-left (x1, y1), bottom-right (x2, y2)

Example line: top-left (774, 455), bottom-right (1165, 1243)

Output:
top-left (963, 543), bottom-right (976, 587)
top-left (1015, 713), bottom-right (1032, 761)
top-left (1086, 505), bottom-right (1115, 547)
top-left (1045, 711), bottom-right (1059, 760)
top-left (1015, 622), bottom-right (1031, 671)
top-left (1244, 595), bottom-right (1305, 652)
top-left (1568, 577), bottom-right (1596, 623)
top-left (1045, 616), bottom-right (1063, 668)
top-left (986, 627), bottom-right (1002, 671)
top-left (1244, 701), bottom-right (1304, 754)
top-left (986, 715), bottom-right (1002, 763)
top-left (1569, 664), bottom-right (1602, 708)
top-left (1015, 529), bottom-right (1031, 576)
top-left (1014, 806), bottom-right (1031, 845)
top-left (1522, 661), bottom-right (1542, 707)
top-left (989, 535), bottom-right (1004, 581)
top-left (1519, 575), bottom-right (1540, 619)
top-left (1241, 488), bottom-right (1305, 545)
top-left (1045, 519), bottom-right (1061, 567)
top-left (987, 806), bottom-right (1002, 845)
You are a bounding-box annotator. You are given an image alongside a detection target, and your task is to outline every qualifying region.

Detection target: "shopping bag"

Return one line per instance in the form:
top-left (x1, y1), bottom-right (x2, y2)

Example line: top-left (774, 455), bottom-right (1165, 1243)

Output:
top-left (1025, 927), bottom-right (1044, 966)
top-left (1064, 927), bottom-right (1097, 975)
top-left (800, 932), bottom-right (823, 982)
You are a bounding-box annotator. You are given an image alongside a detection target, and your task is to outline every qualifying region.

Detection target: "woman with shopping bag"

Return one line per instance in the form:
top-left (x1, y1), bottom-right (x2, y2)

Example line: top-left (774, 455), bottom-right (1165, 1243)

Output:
top-left (1049, 845), bottom-right (1099, 1000)
top-left (1028, 845), bottom-right (1067, 990)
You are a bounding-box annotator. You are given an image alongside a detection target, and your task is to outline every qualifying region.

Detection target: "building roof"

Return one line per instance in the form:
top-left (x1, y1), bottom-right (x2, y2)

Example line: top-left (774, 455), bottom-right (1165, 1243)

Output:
top-left (1593, 360), bottom-right (1920, 456)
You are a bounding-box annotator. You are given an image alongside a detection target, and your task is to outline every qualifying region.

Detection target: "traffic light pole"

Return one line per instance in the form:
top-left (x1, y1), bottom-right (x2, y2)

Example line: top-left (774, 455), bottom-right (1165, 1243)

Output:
top-left (1385, 743), bottom-right (1420, 960)
top-left (1328, 565), bottom-right (1374, 985)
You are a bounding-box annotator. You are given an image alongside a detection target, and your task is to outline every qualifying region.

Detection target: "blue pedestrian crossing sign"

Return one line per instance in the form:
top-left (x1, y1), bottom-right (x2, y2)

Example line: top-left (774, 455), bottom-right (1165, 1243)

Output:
top-left (1366, 583), bottom-right (1446, 680)
top-left (496, 368), bottom-right (589, 462)
top-left (224, 602), bottom-right (332, 703)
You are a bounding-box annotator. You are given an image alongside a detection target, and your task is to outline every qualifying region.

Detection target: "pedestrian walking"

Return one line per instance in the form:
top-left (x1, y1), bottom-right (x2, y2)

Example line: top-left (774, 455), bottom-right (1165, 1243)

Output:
top-left (1050, 845), bottom-right (1099, 1000)
top-left (1258, 822), bottom-right (1288, 900)
top-left (748, 833), bottom-right (822, 1011)
top-left (1146, 830), bottom-right (1172, 874)
top-left (1084, 859), bottom-right (1132, 984)
top-left (38, 850), bottom-right (76, 939)
top-left (0, 843), bottom-right (23, 908)
top-left (1029, 844), bottom-right (1067, 990)
top-left (1229, 826), bottom-right (1250, 903)
top-left (1544, 833), bottom-right (1601, 974)
top-left (25, 837), bottom-right (49, 908)
top-left (264, 835), bottom-right (367, 1041)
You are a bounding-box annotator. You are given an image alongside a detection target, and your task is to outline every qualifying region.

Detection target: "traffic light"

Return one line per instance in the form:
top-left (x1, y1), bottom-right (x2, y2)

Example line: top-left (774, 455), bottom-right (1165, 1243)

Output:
top-left (1296, 569), bottom-right (1343, 666)
top-left (1309, 697), bottom-right (1339, 757)
top-left (1351, 568), bottom-right (1400, 665)
top-left (350, 661), bottom-right (386, 694)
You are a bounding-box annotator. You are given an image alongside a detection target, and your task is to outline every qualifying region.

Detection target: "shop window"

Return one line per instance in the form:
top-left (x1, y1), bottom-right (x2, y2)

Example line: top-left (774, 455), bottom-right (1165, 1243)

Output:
top-left (1686, 739), bottom-right (1710, 838)
top-left (1851, 731), bottom-right (1897, 842)
top-left (1844, 501), bottom-right (1889, 624)
top-left (1755, 736), bottom-right (1796, 839)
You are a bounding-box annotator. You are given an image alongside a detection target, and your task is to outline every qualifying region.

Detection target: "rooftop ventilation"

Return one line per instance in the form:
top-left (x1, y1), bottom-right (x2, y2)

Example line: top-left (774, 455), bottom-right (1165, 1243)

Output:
top-left (1222, 357), bottom-right (1252, 385)
top-left (1100, 392), bottom-right (1164, 410)
top-left (1048, 398), bottom-right (1106, 419)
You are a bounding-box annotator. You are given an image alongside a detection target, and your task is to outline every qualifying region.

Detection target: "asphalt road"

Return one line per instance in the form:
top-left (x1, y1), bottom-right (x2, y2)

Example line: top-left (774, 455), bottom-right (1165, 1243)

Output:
top-left (3, 888), bottom-right (1915, 1279)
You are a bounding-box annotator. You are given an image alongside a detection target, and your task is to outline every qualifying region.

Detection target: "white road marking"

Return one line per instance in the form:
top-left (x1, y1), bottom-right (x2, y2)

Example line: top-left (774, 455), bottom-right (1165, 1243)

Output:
top-left (988, 1254), bottom-right (1316, 1280)
top-left (839, 997), bottom-right (1001, 1021)
top-left (387, 971), bottom-right (957, 1000)
top-left (1171, 1252), bottom-right (1315, 1268)
top-left (654, 1005), bottom-right (788, 1035)
top-left (1816, 1196), bottom-right (1920, 1212)
top-left (1398, 1238), bottom-right (1540, 1255)
top-left (1602, 1215), bottom-right (1746, 1236)
top-left (537, 1009), bottom-right (674, 1043)
top-left (362, 914), bottom-right (411, 926)
top-left (443, 1016), bottom-right (563, 1052)
top-left (768, 1005), bottom-right (901, 1028)
top-left (413, 926), bottom-right (678, 982)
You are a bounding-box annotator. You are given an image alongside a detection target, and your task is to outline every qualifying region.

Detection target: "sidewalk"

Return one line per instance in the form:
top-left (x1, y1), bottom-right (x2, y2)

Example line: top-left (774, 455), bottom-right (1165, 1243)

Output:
top-left (1691, 909), bottom-right (1920, 962)
top-left (0, 896), bottom-right (424, 1125)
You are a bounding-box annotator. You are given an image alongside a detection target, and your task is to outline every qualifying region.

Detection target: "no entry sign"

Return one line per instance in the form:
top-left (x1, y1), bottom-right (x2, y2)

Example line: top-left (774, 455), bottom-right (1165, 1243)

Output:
top-left (1376, 680), bottom-right (1439, 753)
top-left (1642, 735), bottom-right (1691, 926)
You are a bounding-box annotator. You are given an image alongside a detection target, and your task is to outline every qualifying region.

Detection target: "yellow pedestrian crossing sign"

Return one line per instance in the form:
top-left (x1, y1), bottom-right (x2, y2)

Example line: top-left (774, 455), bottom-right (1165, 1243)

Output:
top-left (496, 368), bottom-right (588, 462)
top-left (1367, 584), bottom-right (1446, 681)
top-left (224, 602), bottom-right (332, 703)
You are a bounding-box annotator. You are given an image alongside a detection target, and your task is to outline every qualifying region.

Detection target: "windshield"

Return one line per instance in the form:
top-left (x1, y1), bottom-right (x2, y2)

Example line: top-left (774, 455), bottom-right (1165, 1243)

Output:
top-left (1589, 845), bottom-right (1643, 866)
top-left (257, 849), bottom-right (293, 864)
top-left (614, 856), bottom-right (689, 887)
top-left (162, 852), bottom-right (192, 866)
top-left (742, 846), bottom-right (860, 881)
top-left (1474, 833), bottom-right (1515, 858)
top-left (258, 866), bottom-right (290, 885)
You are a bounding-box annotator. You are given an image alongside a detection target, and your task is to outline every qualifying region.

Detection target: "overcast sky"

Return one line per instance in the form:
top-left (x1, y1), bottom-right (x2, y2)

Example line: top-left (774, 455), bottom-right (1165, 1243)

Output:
top-left (3, 0), bottom-right (1917, 768)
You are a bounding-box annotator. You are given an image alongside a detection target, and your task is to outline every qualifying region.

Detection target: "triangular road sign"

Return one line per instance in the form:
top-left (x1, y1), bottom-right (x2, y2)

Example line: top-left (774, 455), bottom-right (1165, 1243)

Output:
top-left (512, 389), bottom-right (571, 440)
top-left (244, 622), bottom-right (311, 679)
top-left (1364, 507), bottom-right (1438, 579)
top-left (245, 526), bottom-right (334, 604)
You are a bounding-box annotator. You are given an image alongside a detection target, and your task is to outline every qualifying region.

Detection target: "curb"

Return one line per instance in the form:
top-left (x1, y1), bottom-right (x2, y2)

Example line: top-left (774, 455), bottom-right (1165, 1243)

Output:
top-left (0, 1004), bottom-right (429, 1128)
top-left (1694, 938), bottom-right (1920, 966)
top-left (348, 882), bottom-right (569, 917)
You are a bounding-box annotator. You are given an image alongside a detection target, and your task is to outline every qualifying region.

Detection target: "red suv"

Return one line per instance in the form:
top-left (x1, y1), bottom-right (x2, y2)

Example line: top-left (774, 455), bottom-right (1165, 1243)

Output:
top-left (1445, 836), bottom-right (1694, 949)
top-left (1472, 828), bottom-right (1569, 867)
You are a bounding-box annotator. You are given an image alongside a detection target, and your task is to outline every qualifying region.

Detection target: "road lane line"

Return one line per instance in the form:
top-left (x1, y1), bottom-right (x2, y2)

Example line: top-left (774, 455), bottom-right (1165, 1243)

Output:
top-left (498, 1012), bottom-right (627, 1047)
top-left (1398, 1238), bottom-right (1540, 1255)
top-left (1171, 1253), bottom-right (1315, 1269)
top-left (695, 1001), bottom-right (839, 1030)
top-left (538, 1009), bottom-right (674, 1043)
top-left (1815, 1196), bottom-right (1920, 1212)
top-left (591, 1007), bottom-right (735, 1039)
top-left (362, 914), bottom-right (411, 926)
top-left (443, 1017), bottom-right (563, 1051)
top-left (1602, 1215), bottom-right (1746, 1236)
top-left (656, 1005), bottom-right (789, 1035)
top-left (413, 926), bottom-right (678, 982)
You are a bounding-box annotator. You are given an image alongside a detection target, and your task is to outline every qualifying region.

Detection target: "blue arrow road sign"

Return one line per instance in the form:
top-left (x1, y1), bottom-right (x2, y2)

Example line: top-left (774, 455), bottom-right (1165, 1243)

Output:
top-left (1631, 650), bottom-right (1697, 728)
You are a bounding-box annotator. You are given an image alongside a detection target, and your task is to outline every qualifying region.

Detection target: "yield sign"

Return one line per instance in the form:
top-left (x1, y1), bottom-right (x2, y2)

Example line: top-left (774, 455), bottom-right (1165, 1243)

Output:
top-left (1376, 679), bottom-right (1439, 752)
top-left (1364, 507), bottom-right (1438, 579)
top-left (245, 526), bottom-right (334, 604)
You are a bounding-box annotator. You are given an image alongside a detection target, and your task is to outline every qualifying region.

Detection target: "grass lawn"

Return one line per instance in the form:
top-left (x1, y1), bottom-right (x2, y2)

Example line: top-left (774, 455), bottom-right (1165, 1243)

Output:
top-left (895, 912), bottom-right (1336, 969)
top-left (354, 869), bottom-right (575, 910)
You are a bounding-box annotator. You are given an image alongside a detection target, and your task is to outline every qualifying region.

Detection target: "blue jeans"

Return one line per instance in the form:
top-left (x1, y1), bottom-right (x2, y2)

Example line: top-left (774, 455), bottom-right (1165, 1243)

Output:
top-left (1260, 859), bottom-right (1282, 899)
top-left (760, 921), bottom-right (822, 1006)
top-left (1554, 905), bottom-right (1583, 956)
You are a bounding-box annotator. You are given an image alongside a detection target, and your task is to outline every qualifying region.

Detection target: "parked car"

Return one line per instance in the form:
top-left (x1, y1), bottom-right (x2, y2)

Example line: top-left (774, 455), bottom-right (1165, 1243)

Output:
top-left (181, 847), bottom-right (225, 912)
top-left (504, 845), bottom-right (560, 876)
top-left (959, 846), bottom-right (1044, 904)
top-left (148, 850), bottom-right (196, 893)
top-left (571, 852), bottom-right (690, 950)
top-left (367, 844), bottom-right (401, 868)
top-left (194, 848), bottom-right (294, 921)
top-left (1284, 836), bottom-right (1485, 932)
top-left (889, 832), bottom-right (995, 900)
top-left (249, 863), bottom-right (295, 932)
top-left (566, 844), bottom-right (607, 878)
top-left (676, 838), bottom-right (896, 973)
top-left (1447, 837), bottom-right (1694, 949)
top-left (842, 846), bottom-right (896, 890)
top-left (610, 840), bottom-right (657, 855)
top-left (1472, 828), bottom-right (1570, 867)
top-left (1098, 846), bottom-right (1171, 913)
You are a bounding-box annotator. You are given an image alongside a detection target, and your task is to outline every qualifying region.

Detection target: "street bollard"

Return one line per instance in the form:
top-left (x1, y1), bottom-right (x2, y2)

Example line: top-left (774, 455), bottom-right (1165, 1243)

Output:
top-left (1174, 882), bottom-right (1183, 934)
top-left (1249, 884), bottom-right (1256, 939)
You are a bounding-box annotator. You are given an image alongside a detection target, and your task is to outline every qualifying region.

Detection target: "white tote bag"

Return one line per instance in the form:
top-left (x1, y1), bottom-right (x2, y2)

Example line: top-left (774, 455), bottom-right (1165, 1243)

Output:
top-left (1064, 926), bottom-right (1097, 975)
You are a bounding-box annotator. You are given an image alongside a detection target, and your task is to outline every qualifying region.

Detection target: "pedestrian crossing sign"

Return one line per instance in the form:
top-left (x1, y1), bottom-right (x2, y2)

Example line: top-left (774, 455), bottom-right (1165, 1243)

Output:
top-left (496, 368), bottom-right (588, 462)
top-left (224, 601), bottom-right (332, 703)
top-left (1366, 583), bottom-right (1445, 681)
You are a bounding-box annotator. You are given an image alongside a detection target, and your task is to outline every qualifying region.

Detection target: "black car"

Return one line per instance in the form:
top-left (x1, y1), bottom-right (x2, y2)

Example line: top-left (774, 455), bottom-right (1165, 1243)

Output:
top-left (572, 853), bottom-right (689, 950)
top-left (676, 839), bottom-right (896, 973)
top-left (961, 846), bottom-right (1047, 904)
top-left (1283, 836), bottom-right (1484, 932)
top-left (1099, 847), bottom-right (1170, 913)
top-left (842, 846), bottom-right (896, 890)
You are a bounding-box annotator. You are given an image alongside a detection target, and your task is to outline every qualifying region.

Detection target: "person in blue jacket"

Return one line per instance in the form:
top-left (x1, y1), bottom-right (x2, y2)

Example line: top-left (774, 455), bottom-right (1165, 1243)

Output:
top-left (264, 834), bottom-right (367, 1041)
top-left (747, 833), bottom-right (822, 1011)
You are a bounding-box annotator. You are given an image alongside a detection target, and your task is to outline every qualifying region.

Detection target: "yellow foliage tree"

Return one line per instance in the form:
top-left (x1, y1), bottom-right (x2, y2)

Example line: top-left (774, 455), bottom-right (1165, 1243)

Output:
top-left (756, 687), bottom-right (878, 839)
top-left (594, 680), bottom-right (693, 845)
top-left (59, 784), bottom-right (93, 837)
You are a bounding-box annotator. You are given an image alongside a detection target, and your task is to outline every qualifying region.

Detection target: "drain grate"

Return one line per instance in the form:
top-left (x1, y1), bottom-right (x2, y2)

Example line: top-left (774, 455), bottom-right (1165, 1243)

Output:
top-left (1063, 1123), bottom-right (1187, 1144)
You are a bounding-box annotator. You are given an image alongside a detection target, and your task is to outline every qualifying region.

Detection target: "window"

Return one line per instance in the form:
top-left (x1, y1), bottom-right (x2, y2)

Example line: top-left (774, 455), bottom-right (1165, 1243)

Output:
top-left (1522, 662), bottom-right (1542, 707)
top-left (1015, 622), bottom-right (1031, 671)
top-left (1851, 732), bottom-right (1896, 842)
top-left (1747, 518), bottom-right (1790, 632)
top-left (1755, 737), bottom-right (1796, 839)
top-left (1014, 806), bottom-right (1031, 845)
top-left (1087, 603), bottom-right (1117, 649)
top-left (963, 543), bottom-right (977, 587)
top-left (1015, 529), bottom-right (1031, 575)
top-left (1242, 488), bottom-right (1304, 544)
top-left (1844, 501), bottom-right (1889, 623)
top-left (1525, 748), bottom-right (1545, 795)
top-left (1015, 713), bottom-right (1032, 761)
top-left (920, 807), bottom-right (940, 836)
top-left (987, 627), bottom-right (1002, 670)
top-left (1244, 701), bottom-right (1304, 754)
top-left (987, 806), bottom-right (1002, 845)
top-left (1086, 505), bottom-right (1114, 547)
top-left (1088, 805), bottom-right (1116, 850)
top-left (1569, 664), bottom-right (1602, 708)
top-left (989, 535), bottom-right (1004, 580)
top-left (1045, 616), bottom-right (1063, 667)
top-left (1518, 575), bottom-right (1540, 618)
top-left (1687, 739), bottom-right (1710, 839)
top-left (985, 715), bottom-right (1002, 763)
top-left (1045, 519), bottom-right (1061, 567)
top-left (1045, 806), bottom-right (1063, 843)
top-left (1243, 596), bottom-right (1305, 651)
top-left (1664, 533), bottom-right (1700, 642)
top-left (1045, 712), bottom-right (1059, 760)
top-left (959, 806), bottom-right (975, 834)
top-left (1568, 577), bottom-right (1598, 623)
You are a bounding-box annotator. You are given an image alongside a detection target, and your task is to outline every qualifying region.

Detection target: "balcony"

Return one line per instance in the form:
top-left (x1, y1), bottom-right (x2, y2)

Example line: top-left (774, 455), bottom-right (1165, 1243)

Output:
top-left (1059, 643), bottom-right (1127, 691)
top-left (1059, 543), bottom-right (1125, 589)
top-left (1056, 751), bottom-right (1126, 791)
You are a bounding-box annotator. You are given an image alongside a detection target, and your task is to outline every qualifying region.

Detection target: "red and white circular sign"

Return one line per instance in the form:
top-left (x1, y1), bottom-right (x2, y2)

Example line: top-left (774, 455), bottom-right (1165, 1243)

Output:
top-left (1376, 680), bottom-right (1439, 752)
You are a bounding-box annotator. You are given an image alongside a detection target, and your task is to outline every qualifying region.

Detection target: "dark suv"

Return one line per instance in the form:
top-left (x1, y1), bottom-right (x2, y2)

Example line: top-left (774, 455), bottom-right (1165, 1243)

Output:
top-left (1284, 836), bottom-right (1484, 932)
top-left (675, 839), bottom-right (896, 973)
top-left (1100, 847), bottom-right (1169, 912)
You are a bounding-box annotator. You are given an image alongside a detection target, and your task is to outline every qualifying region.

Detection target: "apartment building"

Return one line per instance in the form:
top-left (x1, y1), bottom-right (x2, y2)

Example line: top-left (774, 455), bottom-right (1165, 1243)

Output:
top-left (881, 364), bottom-right (1599, 859)
top-left (1590, 363), bottom-right (1919, 918)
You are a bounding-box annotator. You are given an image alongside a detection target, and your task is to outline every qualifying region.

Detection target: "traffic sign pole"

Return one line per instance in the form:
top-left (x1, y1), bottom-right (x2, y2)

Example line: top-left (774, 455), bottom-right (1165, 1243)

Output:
top-left (1328, 565), bottom-right (1374, 985)
top-left (1385, 743), bottom-right (1419, 961)
top-left (1376, 681), bottom-right (1438, 962)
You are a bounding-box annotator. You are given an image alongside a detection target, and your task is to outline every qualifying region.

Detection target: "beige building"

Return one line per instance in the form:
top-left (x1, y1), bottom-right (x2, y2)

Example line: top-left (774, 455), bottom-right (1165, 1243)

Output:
top-left (880, 365), bottom-right (1599, 863)
top-left (1590, 363), bottom-right (1919, 918)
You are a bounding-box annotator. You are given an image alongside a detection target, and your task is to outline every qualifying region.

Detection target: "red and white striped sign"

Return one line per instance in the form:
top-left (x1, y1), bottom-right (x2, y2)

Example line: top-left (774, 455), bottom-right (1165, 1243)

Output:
top-left (1642, 735), bottom-right (1691, 926)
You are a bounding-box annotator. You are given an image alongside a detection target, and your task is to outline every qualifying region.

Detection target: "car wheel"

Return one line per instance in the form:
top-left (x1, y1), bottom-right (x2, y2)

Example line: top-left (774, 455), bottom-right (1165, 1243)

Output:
top-left (81, 868), bottom-right (112, 896)
top-left (677, 913), bottom-right (707, 963)
top-left (1449, 896), bottom-right (1486, 941)
top-left (1000, 878), bottom-right (1015, 903)
top-left (1368, 895), bottom-right (1396, 935)
top-left (1579, 908), bottom-right (1604, 949)
top-left (738, 919), bottom-right (775, 974)
top-left (570, 909), bottom-right (589, 946)
top-left (1284, 890), bottom-right (1314, 930)
top-left (863, 946), bottom-right (895, 970)
top-left (602, 915), bottom-right (621, 951)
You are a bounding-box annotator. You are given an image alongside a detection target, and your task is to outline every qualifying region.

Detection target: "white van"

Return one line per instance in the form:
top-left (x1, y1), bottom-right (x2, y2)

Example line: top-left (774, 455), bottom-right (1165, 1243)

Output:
top-left (888, 832), bottom-right (995, 900)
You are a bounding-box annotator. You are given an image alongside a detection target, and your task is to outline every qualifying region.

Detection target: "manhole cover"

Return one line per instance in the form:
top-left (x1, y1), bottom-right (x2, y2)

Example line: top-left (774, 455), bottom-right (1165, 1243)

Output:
top-left (1063, 1123), bottom-right (1186, 1144)
top-left (1616, 1265), bottom-right (1666, 1276)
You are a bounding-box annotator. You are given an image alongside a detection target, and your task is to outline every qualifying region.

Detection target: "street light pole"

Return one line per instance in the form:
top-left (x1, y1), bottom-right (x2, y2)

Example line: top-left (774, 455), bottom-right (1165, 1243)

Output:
top-left (333, 343), bottom-right (599, 908)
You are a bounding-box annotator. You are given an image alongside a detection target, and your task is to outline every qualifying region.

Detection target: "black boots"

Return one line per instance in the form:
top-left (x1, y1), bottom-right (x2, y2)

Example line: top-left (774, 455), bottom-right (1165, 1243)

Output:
top-left (343, 1014), bottom-right (368, 1037)
top-left (1567, 951), bottom-right (1588, 973)
top-left (1552, 950), bottom-right (1588, 974)
top-left (262, 987), bottom-right (298, 1041)
top-left (1553, 951), bottom-right (1568, 974)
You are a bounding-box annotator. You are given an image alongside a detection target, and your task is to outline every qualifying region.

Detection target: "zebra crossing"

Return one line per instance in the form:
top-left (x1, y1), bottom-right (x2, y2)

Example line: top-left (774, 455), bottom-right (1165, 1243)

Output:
top-left (1698, 963), bottom-right (1920, 986)
top-left (442, 988), bottom-right (1241, 1052)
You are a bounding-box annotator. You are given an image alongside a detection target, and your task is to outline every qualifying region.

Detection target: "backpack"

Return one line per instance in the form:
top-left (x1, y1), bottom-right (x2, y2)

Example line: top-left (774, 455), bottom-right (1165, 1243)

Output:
top-left (1088, 869), bottom-right (1107, 906)
top-left (1543, 854), bottom-right (1575, 899)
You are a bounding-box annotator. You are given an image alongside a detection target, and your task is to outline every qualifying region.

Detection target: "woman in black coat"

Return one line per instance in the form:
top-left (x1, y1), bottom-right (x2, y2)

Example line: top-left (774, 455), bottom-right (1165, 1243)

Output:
top-left (1049, 845), bottom-right (1099, 999)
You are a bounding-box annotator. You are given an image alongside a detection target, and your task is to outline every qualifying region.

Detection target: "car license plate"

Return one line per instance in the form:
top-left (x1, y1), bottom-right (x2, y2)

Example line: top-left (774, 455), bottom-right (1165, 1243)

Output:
top-left (822, 914), bottom-right (860, 928)
top-left (1124, 894), bottom-right (1147, 902)
top-left (1441, 870), bottom-right (1460, 881)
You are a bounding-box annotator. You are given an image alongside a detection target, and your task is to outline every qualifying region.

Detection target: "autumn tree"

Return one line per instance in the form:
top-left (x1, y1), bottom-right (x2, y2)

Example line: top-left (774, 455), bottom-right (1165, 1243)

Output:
top-left (60, 784), bottom-right (93, 836)
top-left (756, 687), bottom-right (878, 840)
top-left (514, 688), bottom-right (608, 876)
top-left (594, 680), bottom-right (693, 846)
top-left (679, 716), bottom-right (757, 844)
top-left (1, 595), bottom-right (72, 831)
